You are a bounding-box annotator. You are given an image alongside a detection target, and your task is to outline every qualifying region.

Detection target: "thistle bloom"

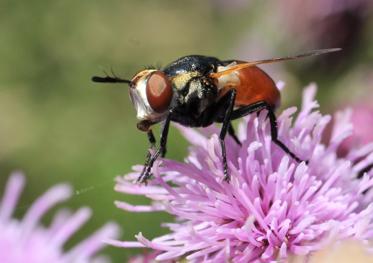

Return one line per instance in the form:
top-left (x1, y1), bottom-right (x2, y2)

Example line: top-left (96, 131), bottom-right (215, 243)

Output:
top-left (111, 84), bottom-right (373, 262)
top-left (0, 172), bottom-right (119, 263)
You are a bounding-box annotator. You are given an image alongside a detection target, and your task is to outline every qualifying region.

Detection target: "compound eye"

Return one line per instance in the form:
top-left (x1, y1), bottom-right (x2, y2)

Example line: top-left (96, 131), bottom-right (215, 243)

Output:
top-left (146, 71), bottom-right (173, 113)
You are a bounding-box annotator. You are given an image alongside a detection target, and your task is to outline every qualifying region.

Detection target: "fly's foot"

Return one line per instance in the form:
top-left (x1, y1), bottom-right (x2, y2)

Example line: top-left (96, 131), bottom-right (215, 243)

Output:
top-left (222, 163), bottom-right (230, 182)
top-left (223, 172), bottom-right (231, 182)
top-left (137, 167), bottom-right (152, 184)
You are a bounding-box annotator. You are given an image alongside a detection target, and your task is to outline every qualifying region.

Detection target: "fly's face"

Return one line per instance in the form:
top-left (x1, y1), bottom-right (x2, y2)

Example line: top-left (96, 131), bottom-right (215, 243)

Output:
top-left (129, 70), bottom-right (173, 122)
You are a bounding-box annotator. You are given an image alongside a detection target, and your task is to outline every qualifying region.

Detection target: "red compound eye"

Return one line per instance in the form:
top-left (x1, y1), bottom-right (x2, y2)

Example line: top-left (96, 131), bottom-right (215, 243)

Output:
top-left (146, 71), bottom-right (173, 113)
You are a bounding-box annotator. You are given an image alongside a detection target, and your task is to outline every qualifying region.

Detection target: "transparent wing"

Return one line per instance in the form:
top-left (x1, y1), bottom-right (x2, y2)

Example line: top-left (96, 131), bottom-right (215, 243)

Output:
top-left (210, 48), bottom-right (341, 79)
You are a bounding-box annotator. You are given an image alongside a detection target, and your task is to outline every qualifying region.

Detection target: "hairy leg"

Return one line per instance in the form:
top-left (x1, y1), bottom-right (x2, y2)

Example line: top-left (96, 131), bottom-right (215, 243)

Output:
top-left (231, 101), bottom-right (305, 164)
top-left (137, 113), bottom-right (172, 183)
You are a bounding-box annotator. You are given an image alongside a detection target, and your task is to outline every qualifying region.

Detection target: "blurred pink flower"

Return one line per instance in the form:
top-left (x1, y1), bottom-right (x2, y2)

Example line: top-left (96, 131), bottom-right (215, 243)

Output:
top-left (339, 104), bottom-right (373, 155)
top-left (280, 0), bottom-right (372, 52)
top-left (0, 172), bottom-right (119, 263)
top-left (110, 85), bottom-right (373, 262)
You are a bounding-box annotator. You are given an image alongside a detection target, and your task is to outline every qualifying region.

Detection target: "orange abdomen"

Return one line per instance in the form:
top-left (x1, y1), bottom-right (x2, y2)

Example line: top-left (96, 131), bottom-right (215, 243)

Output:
top-left (234, 66), bottom-right (280, 108)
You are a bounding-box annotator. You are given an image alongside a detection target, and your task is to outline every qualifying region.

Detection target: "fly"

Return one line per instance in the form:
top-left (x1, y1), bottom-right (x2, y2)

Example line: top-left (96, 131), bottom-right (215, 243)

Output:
top-left (92, 48), bottom-right (341, 183)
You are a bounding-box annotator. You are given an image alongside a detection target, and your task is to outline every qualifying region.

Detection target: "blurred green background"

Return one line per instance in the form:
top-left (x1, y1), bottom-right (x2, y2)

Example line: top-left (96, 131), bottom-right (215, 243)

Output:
top-left (0, 1), bottom-right (372, 261)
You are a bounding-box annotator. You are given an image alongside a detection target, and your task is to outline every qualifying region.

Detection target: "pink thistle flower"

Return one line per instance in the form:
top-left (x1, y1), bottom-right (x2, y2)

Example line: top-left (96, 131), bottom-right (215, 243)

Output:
top-left (110, 84), bottom-right (373, 262)
top-left (0, 172), bottom-right (119, 263)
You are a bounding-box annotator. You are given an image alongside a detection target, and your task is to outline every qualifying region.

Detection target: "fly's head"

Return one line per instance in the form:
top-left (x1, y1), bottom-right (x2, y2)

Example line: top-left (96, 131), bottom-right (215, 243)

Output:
top-left (129, 70), bottom-right (173, 127)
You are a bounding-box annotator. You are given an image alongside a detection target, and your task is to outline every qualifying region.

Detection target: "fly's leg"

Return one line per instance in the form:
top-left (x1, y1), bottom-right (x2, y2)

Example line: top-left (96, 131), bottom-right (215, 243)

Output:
top-left (231, 101), bottom-right (305, 164)
top-left (265, 105), bottom-right (304, 163)
top-left (138, 130), bottom-right (156, 182)
top-left (137, 113), bottom-right (172, 183)
top-left (219, 89), bottom-right (237, 182)
top-left (228, 122), bottom-right (241, 146)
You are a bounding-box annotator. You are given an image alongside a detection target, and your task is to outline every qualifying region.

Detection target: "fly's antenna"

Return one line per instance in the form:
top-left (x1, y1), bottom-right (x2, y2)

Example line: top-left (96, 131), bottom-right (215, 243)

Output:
top-left (91, 69), bottom-right (131, 84)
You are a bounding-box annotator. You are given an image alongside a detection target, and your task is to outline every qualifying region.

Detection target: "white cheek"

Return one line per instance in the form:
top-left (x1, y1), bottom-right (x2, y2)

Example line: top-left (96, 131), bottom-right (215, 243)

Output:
top-left (130, 78), bottom-right (165, 121)
top-left (129, 79), bottom-right (153, 120)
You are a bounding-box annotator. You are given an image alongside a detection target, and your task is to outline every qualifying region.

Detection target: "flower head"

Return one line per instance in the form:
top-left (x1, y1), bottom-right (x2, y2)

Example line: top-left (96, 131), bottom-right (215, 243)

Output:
top-left (0, 172), bottom-right (119, 263)
top-left (111, 84), bottom-right (373, 262)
